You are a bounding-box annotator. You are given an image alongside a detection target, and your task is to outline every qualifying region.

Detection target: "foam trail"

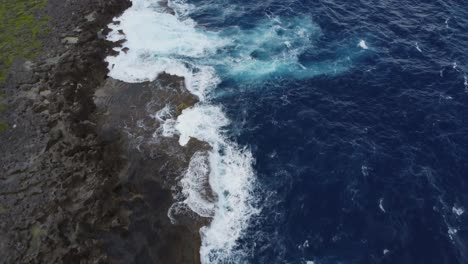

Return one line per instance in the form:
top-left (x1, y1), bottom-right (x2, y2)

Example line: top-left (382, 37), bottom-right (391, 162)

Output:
top-left (358, 39), bottom-right (369, 50)
top-left (105, 0), bottom-right (257, 262)
top-left (181, 151), bottom-right (215, 217)
top-left (106, 0), bottom-right (357, 87)
top-left (105, 0), bottom-right (358, 262)
top-left (105, 0), bottom-right (225, 96)
top-left (176, 105), bottom-right (258, 262)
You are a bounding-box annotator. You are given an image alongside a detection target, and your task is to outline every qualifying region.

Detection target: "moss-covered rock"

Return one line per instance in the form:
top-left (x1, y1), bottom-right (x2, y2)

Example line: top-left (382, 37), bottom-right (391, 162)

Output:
top-left (0, 122), bottom-right (8, 133)
top-left (0, 0), bottom-right (48, 83)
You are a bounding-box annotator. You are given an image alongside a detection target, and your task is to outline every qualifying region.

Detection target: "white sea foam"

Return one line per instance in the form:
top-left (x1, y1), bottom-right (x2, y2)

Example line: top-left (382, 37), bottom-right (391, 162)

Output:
top-left (452, 206), bottom-right (464, 216)
top-left (181, 151), bottom-right (215, 217)
top-left (106, 0), bottom-right (258, 263)
top-left (464, 75), bottom-right (468, 91)
top-left (176, 105), bottom-right (258, 262)
top-left (152, 105), bottom-right (178, 137)
top-left (448, 227), bottom-right (459, 240)
top-left (361, 165), bottom-right (369, 177)
top-left (106, 0), bottom-right (358, 261)
top-left (358, 39), bottom-right (369, 50)
top-left (379, 198), bottom-right (386, 213)
top-left (214, 16), bottom-right (322, 80)
top-left (105, 0), bottom-right (225, 85)
top-left (415, 42), bottom-right (422, 53)
top-left (106, 0), bottom-right (351, 87)
top-left (175, 105), bottom-right (228, 146)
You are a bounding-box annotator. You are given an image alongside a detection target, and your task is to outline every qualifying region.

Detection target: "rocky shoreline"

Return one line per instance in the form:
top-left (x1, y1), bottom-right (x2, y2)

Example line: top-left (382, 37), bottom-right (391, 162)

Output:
top-left (0, 0), bottom-right (205, 263)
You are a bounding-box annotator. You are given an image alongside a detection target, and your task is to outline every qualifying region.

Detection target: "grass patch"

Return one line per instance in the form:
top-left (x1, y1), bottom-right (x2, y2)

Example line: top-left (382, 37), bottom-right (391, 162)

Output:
top-left (0, 0), bottom-right (48, 83)
top-left (0, 122), bottom-right (8, 133)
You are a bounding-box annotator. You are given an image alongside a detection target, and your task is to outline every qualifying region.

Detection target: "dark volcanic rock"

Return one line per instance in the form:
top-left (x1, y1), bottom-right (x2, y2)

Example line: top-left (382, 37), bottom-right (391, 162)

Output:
top-left (0, 0), bottom-right (210, 263)
top-left (0, 0), bottom-right (133, 263)
top-left (94, 74), bottom-right (209, 264)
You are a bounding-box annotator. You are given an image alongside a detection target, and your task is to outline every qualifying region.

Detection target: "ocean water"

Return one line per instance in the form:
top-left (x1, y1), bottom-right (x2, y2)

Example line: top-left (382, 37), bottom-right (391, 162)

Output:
top-left (106, 0), bottom-right (468, 263)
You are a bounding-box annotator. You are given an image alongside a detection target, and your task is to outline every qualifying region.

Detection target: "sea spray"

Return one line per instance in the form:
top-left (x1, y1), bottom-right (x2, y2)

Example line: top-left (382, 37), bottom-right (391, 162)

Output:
top-left (180, 151), bottom-right (214, 218)
top-left (105, 0), bottom-right (258, 262)
top-left (104, 0), bottom-right (361, 262)
top-left (105, 0), bottom-right (356, 87)
top-left (176, 105), bottom-right (258, 262)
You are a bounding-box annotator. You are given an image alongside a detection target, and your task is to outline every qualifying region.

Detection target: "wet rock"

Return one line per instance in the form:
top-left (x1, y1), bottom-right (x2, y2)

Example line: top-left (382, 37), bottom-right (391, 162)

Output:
top-left (85, 12), bottom-right (96, 22)
top-left (39, 89), bottom-right (51, 97)
top-left (61, 37), bottom-right (79, 45)
top-left (94, 75), bottom-right (209, 264)
top-left (23, 61), bottom-right (34, 71)
top-left (33, 102), bottom-right (49, 113)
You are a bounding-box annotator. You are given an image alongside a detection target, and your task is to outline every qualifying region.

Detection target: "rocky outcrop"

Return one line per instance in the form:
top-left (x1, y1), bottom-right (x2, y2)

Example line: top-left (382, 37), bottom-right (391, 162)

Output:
top-left (0, 0), bottom-right (133, 263)
top-left (94, 75), bottom-right (210, 264)
top-left (0, 0), bottom-right (210, 263)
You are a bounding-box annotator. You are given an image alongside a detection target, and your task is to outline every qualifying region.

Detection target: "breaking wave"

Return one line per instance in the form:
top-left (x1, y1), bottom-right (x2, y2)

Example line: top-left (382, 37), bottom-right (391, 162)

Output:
top-left (105, 0), bottom-right (359, 262)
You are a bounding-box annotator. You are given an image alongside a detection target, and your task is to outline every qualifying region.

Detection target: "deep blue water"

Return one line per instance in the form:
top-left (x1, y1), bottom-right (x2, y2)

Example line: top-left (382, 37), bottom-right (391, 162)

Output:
top-left (185, 0), bottom-right (468, 263)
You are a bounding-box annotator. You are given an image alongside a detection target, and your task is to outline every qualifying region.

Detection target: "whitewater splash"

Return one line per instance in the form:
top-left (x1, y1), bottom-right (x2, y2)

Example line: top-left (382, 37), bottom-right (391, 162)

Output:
top-left (176, 105), bottom-right (258, 262)
top-left (105, 0), bottom-right (360, 262)
top-left (105, 0), bottom-right (357, 88)
top-left (106, 0), bottom-right (258, 262)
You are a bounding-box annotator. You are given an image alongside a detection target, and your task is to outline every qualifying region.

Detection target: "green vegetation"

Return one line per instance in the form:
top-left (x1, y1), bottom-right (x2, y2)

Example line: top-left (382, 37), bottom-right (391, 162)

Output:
top-left (0, 0), bottom-right (46, 132)
top-left (0, 122), bottom-right (7, 133)
top-left (27, 224), bottom-right (46, 256)
top-left (0, 0), bottom-right (48, 83)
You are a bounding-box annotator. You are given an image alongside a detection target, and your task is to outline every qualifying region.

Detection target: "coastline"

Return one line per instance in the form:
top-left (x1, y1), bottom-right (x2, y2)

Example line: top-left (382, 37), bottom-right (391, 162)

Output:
top-left (104, 1), bottom-right (259, 262)
top-left (0, 0), bottom-right (205, 263)
top-left (94, 75), bottom-right (210, 264)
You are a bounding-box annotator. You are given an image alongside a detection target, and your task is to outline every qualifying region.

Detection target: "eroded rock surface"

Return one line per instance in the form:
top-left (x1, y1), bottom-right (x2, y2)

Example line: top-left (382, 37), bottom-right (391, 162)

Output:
top-left (0, 0), bottom-right (211, 263)
top-left (94, 74), bottom-right (210, 264)
top-left (0, 0), bottom-right (132, 263)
